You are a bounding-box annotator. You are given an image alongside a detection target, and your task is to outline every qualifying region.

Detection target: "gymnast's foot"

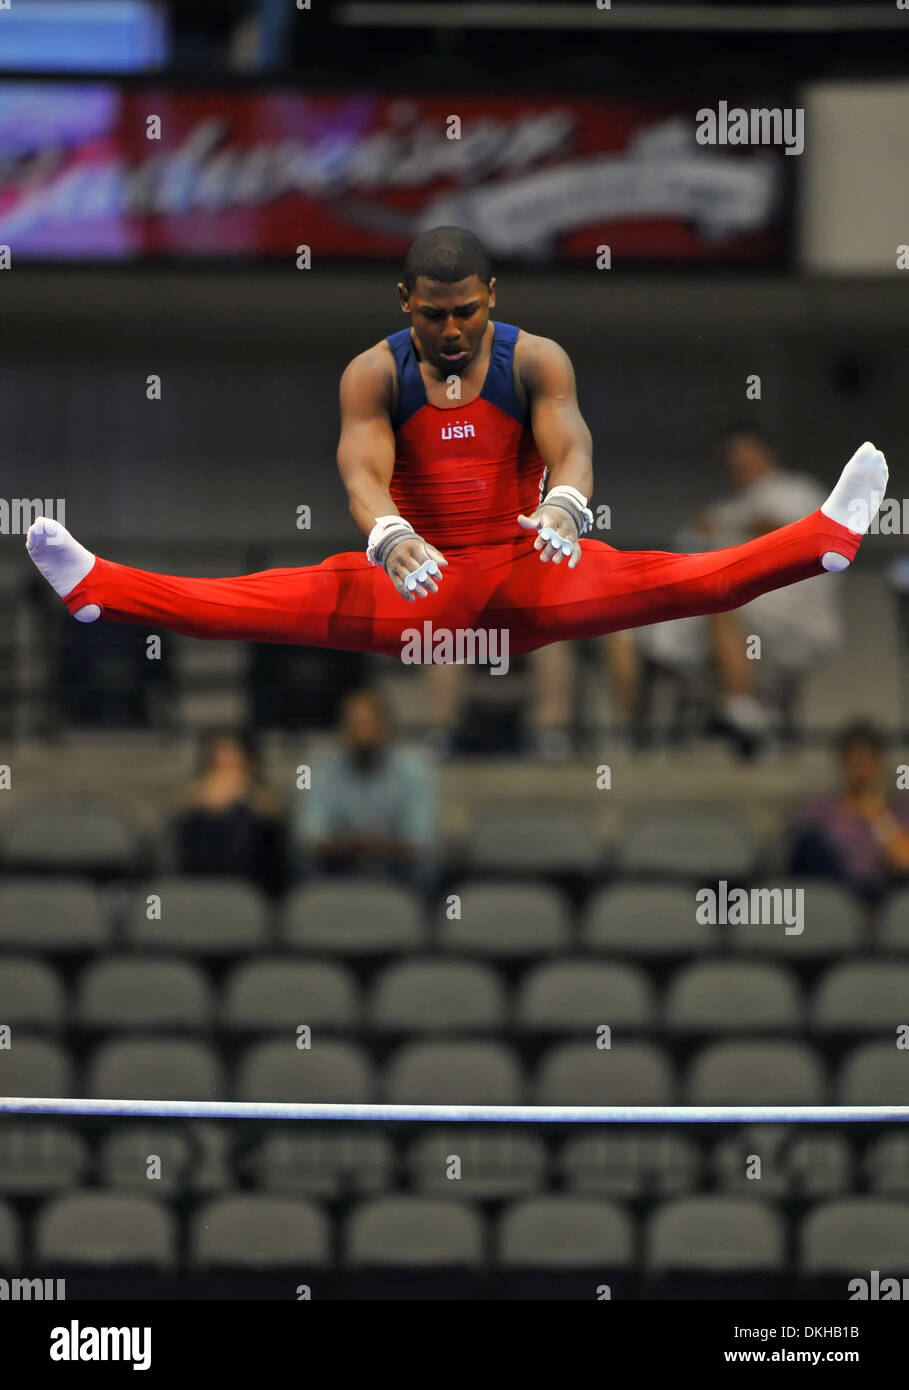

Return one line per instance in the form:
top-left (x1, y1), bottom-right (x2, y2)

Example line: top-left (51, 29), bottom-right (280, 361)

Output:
top-left (26, 517), bottom-right (100, 621)
top-left (819, 441), bottom-right (889, 571)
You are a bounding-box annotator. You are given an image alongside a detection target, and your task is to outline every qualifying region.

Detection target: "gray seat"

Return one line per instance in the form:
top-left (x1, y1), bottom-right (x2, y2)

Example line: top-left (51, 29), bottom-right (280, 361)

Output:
top-left (0, 1122), bottom-right (89, 1196)
top-left (245, 1129), bottom-right (394, 1197)
top-left (222, 958), bottom-right (359, 1031)
top-left (463, 802), bottom-right (602, 874)
top-left (1, 798), bottom-right (141, 874)
top-left (534, 1040), bottom-right (674, 1106)
top-left (0, 1035), bottom-right (73, 1096)
top-left (800, 1198), bottom-right (909, 1273)
top-left (369, 959), bottom-right (506, 1032)
top-left (863, 1135), bottom-right (909, 1195)
top-left (582, 883), bottom-right (714, 956)
top-left (0, 956), bottom-right (65, 1028)
top-left (441, 879), bottom-right (572, 957)
top-left (0, 878), bottom-right (108, 952)
top-left (665, 961), bottom-right (802, 1033)
top-left (560, 1132), bottom-right (701, 1197)
top-left (647, 1197), bottom-right (784, 1271)
top-left (406, 1128), bottom-right (546, 1199)
top-left (98, 1125), bottom-right (197, 1196)
top-left (237, 1038), bottom-right (374, 1103)
top-left (837, 1042), bottom-right (909, 1105)
top-left (876, 888), bottom-right (909, 952)
top-left (281, 879), bottom-right (424, 954)
top-left (88, 1037), bottom-right (223, 1100)
top-left (0, 1199), bottom-right (20, 1263)
top-left (615, 808), bottom-right (758, 879)
top-left (75, 957), bottom-right (214, 1030)
top-left (728, 881), bottom-right (863, 957)
top-left (812, 961), bottom-right (909, 1032)
top-left (126, 877), bottom-right (269, 954)
top-left (712, 1127), bottom-right (852, 1197)
top-left (190, 1195), bottom-right (330, 1268)
top-left (385, 1040), bottom-right (522, 1105)
top-left (686, 1041), bottom-right (824, 1105)
top-left (498, 1196), bottom-right (633, 1268)
top-left (516, 960), bottom-right (655, 1031)
top-left (35, 1192), bottom-right (176, 1268)
top-left (346, 1197), bottom-right (484, 1267)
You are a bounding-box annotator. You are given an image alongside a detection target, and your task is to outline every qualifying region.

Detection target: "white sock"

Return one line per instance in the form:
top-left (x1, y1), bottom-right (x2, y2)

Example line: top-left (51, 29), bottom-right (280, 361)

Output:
top-left (819, 441), bottom-right (889, 571)
top-left (26, 518), bottom-right (100, 622)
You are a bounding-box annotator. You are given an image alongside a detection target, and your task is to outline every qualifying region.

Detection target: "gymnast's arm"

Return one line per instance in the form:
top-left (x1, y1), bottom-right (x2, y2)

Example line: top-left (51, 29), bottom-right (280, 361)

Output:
top-left (337, 347), bottom-right (447, 600)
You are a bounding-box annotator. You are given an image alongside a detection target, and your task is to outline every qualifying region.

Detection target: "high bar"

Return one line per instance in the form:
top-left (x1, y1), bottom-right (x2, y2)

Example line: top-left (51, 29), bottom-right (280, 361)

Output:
top-left (1, 1099), bottom-right (908, 1123)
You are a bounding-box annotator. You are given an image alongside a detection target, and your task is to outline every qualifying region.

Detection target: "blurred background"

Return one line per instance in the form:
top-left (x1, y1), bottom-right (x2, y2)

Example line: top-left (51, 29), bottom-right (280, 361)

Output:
top-left (0, 0), bottom-right (908, 1298)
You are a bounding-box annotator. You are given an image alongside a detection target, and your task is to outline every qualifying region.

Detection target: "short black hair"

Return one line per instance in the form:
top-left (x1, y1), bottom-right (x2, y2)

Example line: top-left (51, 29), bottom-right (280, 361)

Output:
top-left (719, 424), bottom-right (779, 455)
top-left (403, 226), bottom-right (492, 292)
top-left (836, 719), bottom-right (886, 757)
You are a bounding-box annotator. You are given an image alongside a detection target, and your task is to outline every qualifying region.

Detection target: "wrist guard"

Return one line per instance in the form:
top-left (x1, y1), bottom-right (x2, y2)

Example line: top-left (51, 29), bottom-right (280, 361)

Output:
top-left (542, 485), bottom-right (594, 537)
top-left (366, 515), bottom-right (416, 570)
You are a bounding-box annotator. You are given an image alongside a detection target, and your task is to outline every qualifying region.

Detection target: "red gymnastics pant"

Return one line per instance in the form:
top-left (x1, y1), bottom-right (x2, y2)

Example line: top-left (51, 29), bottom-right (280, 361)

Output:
top-left (61, 511), bottom-right (860, 660)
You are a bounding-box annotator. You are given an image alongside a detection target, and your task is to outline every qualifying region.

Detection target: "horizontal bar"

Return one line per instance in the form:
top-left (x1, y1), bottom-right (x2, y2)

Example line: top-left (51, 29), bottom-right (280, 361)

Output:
top-left (337, 3), bottom-right (908, 33)
top-left (2, 1099), bottom-right (909, 1123)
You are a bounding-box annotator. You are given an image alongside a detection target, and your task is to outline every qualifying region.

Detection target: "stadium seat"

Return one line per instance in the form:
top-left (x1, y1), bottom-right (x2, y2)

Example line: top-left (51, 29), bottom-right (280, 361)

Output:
top-left (581, 883), bottom-right (713, 957)
top-left (711, 1127), bottom-right (852, 1197)
top-left (646, 1197), bottom-right (784, 1272)
top-left (559, 1131), bottom-right (701, 1198)
top-left (876, 887), bottom-right (909, 952)
top-left (125, 877), bottom-right (269, 954)
top-left (837, 1042), bottom-right (909, 1106)
top-left (0, 1123), bottom-right (88, 1196)
top-left (533, 1040), bottom-right (675, 1106)
top-left (441, 879), bottom-right (572, 956)
top-left (665, 960), bottom-right (803, 1033)
top-left (799, 1198), bottom-right (909, 1274)
top-left (0, 1199), bottom-right (21, 1264)
top-left (406, 1127), bottom-right (546, 1199)
top-left (281, 879), bottom-right (424, 954)
top-left (0, 878), bottom-right (108, 952)
top-left (222, 957), bottom-right (359, 1032)
top-left (35, 1192), bottom-right (176, 1268)
top-left (614, 807), bottom-right (759, 880)
top-left (727, 880), bottom-right (864, 957)
top-left (98, 1125), bottom-right (197, 1196)
top-left (515, 960), bottom-right (656, 1032)
top-left (863, 1135), bottom-right (909, 1196)
top-left (346, 1197), bottom-right (484, 1267)
top-left (462, 801), bottom-right (602, 875)
top-left (686, 1040), bottom-right (825, 1105)
top-left (245, 1128), bottom-right (394, 1197)
top-left (369, 959), bottom-right (507, 1032)
top-left (75, 956), bottom-right (214, 1031)
top-left (87, 1037), bottom-right (223, 1100)
top-left (236, 1038), bottom-right (374, 1103)
top-left (811, 961), bottom-right (909, 1032)
top-left (385, 1040), bottom-right (523, 1105)
top-left (190, 1195), bottom-right (330, 1268)
top-left (0, 797), bottom-right (143, 876)
top-left (498, 1196), bottom-right (633, 1268)
top-left (0, 956), bottom-right (65, 1029)
top-left (0, 1035), bottom-right (73, 1096)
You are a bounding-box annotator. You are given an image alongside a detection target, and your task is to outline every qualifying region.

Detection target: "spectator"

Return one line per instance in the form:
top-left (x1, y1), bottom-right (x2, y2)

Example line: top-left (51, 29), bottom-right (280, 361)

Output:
top-left (787, 721), bottom-right (909, 901)
top-left (297, 688), bottom-right (437, 886)
top-left (172, 726), bottom-right (287, 895)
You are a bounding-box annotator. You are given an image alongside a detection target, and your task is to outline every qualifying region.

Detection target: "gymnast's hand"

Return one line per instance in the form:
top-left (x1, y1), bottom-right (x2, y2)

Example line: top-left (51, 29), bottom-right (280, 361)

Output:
top-left (386, 535), bottom-right (449, 602)
top-left (517, 503), bottom-right (583, 569)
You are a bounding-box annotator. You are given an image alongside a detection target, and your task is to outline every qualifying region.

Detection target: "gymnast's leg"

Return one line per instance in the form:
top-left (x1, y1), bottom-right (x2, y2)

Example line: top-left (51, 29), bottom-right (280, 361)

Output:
top-left (25, 520), bottom-right (467, 659)
top-left (486, 443), bottom-right (889, 654)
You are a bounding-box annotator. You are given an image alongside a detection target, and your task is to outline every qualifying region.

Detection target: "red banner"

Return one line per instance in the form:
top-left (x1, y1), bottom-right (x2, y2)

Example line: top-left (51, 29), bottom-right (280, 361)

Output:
top-left (0, 84), bottom-right (786, 262)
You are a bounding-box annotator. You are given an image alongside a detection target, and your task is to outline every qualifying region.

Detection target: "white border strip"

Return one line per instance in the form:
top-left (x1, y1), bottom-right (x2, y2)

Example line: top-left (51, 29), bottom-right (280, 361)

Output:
top-left (2, 1098), bottom-right (908, 1123)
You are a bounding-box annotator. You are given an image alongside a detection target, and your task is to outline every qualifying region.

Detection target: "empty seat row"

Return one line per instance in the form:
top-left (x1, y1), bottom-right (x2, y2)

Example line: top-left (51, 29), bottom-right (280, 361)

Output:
top-left (4, 1121), bottom-right (908, 1201)
top-left (2, 1191), bottom-right (908, 1273)
top-left (2, 876), bottom-right (905, 957)
top-left (3, 954), bottom-right (908, 1033)
top-left (1, 1034), bottom-right (905, 1105)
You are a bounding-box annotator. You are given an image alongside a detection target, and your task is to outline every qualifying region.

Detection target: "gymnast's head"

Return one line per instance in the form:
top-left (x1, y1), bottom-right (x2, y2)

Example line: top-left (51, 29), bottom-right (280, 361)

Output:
top-left (398, 226), bottom-right (496, 378)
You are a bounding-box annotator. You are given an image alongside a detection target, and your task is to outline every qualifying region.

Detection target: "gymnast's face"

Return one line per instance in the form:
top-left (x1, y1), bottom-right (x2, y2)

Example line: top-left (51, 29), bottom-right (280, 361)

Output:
top-left (398, 274), bottom-right (496, 377)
